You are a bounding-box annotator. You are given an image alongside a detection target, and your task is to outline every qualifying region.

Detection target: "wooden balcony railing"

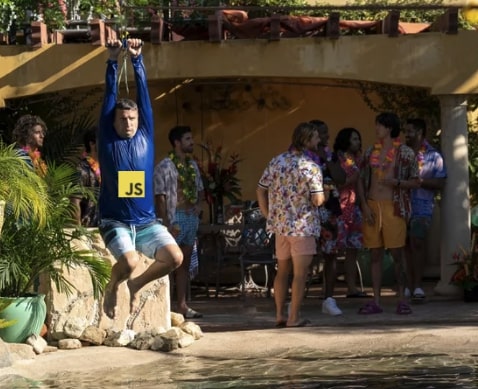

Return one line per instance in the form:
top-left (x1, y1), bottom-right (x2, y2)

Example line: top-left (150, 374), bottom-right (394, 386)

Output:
top-left (0, 6), bottom-right (461, 48)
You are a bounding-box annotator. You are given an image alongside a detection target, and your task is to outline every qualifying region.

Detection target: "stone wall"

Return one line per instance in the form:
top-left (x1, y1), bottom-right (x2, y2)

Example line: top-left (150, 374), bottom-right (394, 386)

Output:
top-left (39, 232), bottom-right (171, 341)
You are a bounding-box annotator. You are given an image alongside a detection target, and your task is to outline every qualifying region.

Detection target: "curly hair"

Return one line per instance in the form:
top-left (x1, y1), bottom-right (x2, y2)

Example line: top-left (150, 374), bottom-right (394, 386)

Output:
top-left (333, 127), bottom-right (362, 154)
top-left (291, 122), bottom-right (318, 151)
top-left (12, 114), bottom-right (47, 146)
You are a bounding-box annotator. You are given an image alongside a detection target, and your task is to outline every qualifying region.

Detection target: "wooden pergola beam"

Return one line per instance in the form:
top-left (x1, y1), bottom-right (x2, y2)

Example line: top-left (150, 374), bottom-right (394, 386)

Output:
top-left (430, 8), bottom-right (458, 34)
top-left (326, 12), bottom-right (340, 39)
top-left (270, 14), bottom-right (281, 41)
top-left (381, 10), bottom-right (400, 37)
top-left (208, 13), bottom-right (223, 43)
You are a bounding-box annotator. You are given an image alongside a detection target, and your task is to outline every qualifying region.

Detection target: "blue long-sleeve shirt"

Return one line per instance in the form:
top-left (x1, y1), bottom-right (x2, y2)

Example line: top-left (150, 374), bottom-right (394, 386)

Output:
top-left (98, 55), bottom-right (156, 225)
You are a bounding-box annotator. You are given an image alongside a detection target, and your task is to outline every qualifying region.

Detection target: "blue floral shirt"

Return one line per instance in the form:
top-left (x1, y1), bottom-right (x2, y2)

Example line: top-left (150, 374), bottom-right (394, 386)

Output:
top-left (411, 141), bottom-right (447, 217)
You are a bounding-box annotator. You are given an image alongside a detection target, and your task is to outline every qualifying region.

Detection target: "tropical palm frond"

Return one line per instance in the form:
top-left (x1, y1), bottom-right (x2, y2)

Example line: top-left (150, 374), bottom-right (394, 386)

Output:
top-left (0, 143), bottom-right (49, 226)
top-left (0, 163), bottom-right (110, 298)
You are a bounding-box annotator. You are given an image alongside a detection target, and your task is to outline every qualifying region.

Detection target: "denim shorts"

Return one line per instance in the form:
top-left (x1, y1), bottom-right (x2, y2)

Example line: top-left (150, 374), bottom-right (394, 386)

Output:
top-left (98, 218), bottom-right (177, 259)
top-left (408, 215), bottom-right (432, 239)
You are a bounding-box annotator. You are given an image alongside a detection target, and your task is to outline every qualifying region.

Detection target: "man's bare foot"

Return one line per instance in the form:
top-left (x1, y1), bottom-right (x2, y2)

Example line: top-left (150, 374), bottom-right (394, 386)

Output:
top-left (126, 279), bottom-right (141, 316)
top-left (103, 283), bottom-right (118, 319)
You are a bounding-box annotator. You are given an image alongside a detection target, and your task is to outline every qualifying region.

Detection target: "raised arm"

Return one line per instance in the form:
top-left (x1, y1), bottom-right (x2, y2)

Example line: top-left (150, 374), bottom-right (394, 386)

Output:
top-left (127, 39), bottom-right (153, 138)
top-left (99, 40), bottom-right (122, 133)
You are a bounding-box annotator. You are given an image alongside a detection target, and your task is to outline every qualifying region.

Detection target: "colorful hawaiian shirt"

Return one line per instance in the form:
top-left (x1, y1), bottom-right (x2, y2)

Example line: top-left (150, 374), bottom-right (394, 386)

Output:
top-left (76, 157), bottom-right (100, 227)
top-left (411, 141), bottom-right (447, 217)
top-left (258, 150), bottom-right (323, 236)
top-left (363, 143), bottom-right (418, 220)
top-left (153, 157), bottom-right (203, 225)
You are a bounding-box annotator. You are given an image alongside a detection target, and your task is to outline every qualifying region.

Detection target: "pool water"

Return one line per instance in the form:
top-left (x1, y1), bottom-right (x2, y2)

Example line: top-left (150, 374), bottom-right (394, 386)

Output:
top-left (2, 349), bottom-right (477, 388)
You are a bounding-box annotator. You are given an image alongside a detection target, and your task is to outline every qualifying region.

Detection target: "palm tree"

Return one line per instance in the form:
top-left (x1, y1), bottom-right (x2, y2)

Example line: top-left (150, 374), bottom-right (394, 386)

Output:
top-left (0, 142), bottom-right (49, 232)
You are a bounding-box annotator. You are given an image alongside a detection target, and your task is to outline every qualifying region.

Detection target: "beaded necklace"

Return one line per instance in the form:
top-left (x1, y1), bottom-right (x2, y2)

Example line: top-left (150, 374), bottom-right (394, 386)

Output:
top-left (369, 139), bottom-right (401, 177)
top-left (342, 151), bottom-right (359, 169)
top-left (22, 146), bottom-right (47, 178)
top-left (169, 151), bottom-right (198, 204)
top-left (83, 152), bottom-right (101, 184)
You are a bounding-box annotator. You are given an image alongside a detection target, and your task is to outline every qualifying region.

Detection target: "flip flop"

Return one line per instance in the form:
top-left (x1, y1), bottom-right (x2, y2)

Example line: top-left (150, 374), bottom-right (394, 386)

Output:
top-left (184, 308), bottom-right (203, 319)
top-left (346, 291), bottom-right (369, 298)
top-left (396, 301), bottom-right (412, 315)
top-left (275, 320), bottom-right (287, 328)
top-left (286, 319), bottom-right (311, 328)
top-left (358, 301), bottom-right (383, 314)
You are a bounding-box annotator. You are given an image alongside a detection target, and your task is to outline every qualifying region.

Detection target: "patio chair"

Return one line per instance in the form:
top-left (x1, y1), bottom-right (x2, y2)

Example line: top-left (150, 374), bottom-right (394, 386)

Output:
top-left (238, 208), bottom-right (276, 298)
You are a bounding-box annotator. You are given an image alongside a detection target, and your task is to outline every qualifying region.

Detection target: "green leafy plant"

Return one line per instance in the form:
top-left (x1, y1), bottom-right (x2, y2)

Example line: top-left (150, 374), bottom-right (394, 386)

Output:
top-left (0, 162), bottom-right (110, 298)
top-left (197, 142), bottom-right (242, 204)
top-left (0, 0), bottom-right (16, 34)
top-left (0, 298), bottom-right (16, 328)
top-left (0, 142), bottom-right (49, 229)
top-left (450, 240), bottom-right (478, 292)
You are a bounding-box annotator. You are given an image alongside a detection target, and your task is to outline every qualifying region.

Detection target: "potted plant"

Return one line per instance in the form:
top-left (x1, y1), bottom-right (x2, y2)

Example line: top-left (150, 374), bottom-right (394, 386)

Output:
top-left (197, 142), bottom-right (242, 224)
top-left (450, 234), bottom-right (478, 302)
top-left (0, 161), bottom-right (111, 343)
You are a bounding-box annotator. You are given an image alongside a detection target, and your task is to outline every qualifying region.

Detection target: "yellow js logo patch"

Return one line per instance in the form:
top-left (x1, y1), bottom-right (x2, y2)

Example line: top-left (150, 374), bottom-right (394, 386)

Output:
top-left (118, 171), bottom-right (145, 198)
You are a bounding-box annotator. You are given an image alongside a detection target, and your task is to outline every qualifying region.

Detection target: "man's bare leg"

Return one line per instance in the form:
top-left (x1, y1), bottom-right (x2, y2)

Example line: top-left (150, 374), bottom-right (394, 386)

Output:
top-left (287, 254), bottom-right (313, 327)
top-left (103, 251), bottom-right (140, 319)
top-left (174, 244), bottom-right (193, 316)
top-left (389, 247), bottom-right (406, 300)
top-left (274, 258), bottom-right (291, 325)
top-left (127, 244), bottom-right (183, 315)
top-left (370, 247), bottom-right (384, 306)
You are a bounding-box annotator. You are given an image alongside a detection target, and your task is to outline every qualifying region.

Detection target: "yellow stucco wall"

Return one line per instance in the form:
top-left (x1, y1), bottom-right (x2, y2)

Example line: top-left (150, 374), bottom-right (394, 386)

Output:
top-left (153, 80), bottom-right (379, 203)
top-left (2, 30), bottom-right (478, 108)
top-left (44, 78), bottom-right (378, 202)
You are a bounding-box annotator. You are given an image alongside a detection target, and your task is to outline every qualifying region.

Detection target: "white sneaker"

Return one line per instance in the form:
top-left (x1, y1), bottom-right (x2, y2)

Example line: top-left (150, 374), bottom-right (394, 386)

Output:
top-left (404, 288), bottom-right (411, 298)
top-left (412, 287), bottom-right (426, 299)
top-left (322, 297), bottom-right (343, 316)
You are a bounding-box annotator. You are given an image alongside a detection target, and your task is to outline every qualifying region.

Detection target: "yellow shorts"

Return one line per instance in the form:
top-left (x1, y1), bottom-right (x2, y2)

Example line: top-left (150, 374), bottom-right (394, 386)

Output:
top-left (362, 199), bottom-right (406, 249)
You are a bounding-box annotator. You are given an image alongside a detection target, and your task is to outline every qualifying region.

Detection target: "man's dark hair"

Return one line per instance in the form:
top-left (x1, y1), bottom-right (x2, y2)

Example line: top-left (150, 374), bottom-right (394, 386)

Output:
top-left (309, 119), bottom-right (327, 132)
top-left (168, 125), bottom-right (192, 147)
top-left (83, 126), bottom-right (98, 153)
top-left (376, 112), bottom-right (401, 138)
top-left (115, 98), bottom-right (138, 111)
top-left (12, 114), bottom-right (47, 146)
top-left (333, 127), bottom-right (362, 153)
top-left (291, 122), bottom-right (318, 151)
top-left (406, 118), bottom-right (427, 137)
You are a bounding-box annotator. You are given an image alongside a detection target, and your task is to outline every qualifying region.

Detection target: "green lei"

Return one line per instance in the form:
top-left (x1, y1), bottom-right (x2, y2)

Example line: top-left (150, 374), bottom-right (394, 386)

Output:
top-left (169, 151), bottom-right (198, 204)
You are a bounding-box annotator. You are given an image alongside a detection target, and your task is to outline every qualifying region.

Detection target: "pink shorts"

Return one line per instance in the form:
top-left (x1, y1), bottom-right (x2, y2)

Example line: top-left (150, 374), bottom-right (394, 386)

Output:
top-left (275, 235), bottom-right (317, 260)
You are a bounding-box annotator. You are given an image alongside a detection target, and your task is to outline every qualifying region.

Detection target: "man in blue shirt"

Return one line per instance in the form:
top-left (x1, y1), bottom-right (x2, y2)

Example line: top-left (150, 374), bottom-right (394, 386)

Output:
top-left (98, 38), bottom-right (183, 320)
top-left (404, 118), bottom-right (446, 301)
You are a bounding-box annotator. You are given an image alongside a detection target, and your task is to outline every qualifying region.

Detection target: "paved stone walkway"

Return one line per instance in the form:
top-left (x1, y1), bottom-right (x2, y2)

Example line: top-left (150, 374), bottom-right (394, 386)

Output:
top-left (2, 280), bottom-right (478, 382)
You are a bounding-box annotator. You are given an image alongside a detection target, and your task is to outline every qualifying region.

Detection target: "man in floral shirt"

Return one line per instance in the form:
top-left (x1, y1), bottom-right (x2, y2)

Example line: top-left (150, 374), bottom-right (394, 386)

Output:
top-left (404, 118), bottom-right (446, 301)
top-left (71, 127), bottom-right (100, 227)
top-left (154, 125), bottom-right (204, 319)
top-left (12, 114), bottom-right (48, 177)
top-left (257, 122), bottom-right (325, 327)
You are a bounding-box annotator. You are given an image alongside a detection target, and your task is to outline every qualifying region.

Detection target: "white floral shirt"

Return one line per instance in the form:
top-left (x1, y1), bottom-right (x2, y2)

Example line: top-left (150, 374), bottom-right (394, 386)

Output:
top-left (258, 150), bottom-right (323, 236)
top-left (153, 157), bottom-right (203, 224)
